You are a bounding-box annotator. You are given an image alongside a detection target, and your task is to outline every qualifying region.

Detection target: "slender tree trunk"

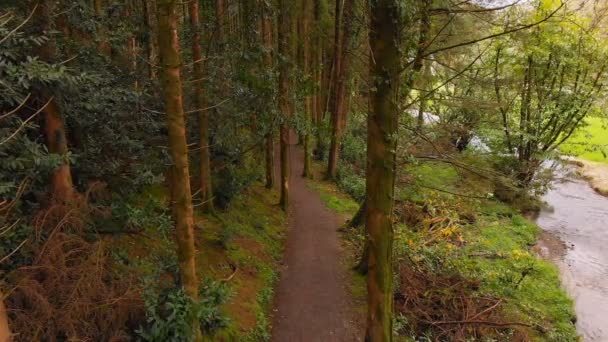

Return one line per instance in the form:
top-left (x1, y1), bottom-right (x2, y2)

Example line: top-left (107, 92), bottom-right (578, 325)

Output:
top-left (93, 0), bottom-right (111, 55)
top-left (143, 0), bottom-right (158, 79)
top-left (38, 0), bottom-right (75, 203)
top-left (302, 0), bottom-right (313, 178)
top-left (313, 0), bottom-right (326, 159)
top-left (188, 0), bottom-right (214, 213)
top-left (417, 59), bottom-right (431, 129)
top-left (126, 0), bottom-right (138, 88)
top-left (44, 100), bottom-right (75, 203)
top-left (278, 0), bottom-right (293, 211)
top-left (0, 294), bottom-right (9, 342)
top-left (326, 0), bottom-right (342, 178)
top-left (262, 1), bottom-right (275, 189)
top-left (327, 0), bottom-right (355, 178)
top-left (156, 3), bottom-right (200, 340)
top-left (216, 0), bottom-right (225, 47)
top-left (416, 0), bottom-right (431, 129)
top-left (365, 0), bottom-right (402, 340)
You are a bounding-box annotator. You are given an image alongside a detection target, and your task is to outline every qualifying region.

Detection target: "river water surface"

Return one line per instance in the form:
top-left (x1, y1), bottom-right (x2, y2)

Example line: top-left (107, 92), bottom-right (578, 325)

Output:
top-left (535, 168), bottom-right (608, 341)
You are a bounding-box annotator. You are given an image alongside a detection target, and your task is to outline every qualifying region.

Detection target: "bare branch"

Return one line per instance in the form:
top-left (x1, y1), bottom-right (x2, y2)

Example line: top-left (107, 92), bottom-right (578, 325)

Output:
top-left (0, 4), bottom-right (38, 46)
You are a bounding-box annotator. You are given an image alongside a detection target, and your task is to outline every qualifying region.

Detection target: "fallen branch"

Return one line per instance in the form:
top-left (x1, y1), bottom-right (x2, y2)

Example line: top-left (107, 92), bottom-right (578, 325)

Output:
top-left (428, 319), bottom-right (532, 328)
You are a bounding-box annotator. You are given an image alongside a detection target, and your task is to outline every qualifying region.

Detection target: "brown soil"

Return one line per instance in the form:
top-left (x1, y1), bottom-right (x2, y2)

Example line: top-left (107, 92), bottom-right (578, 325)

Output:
top-left (270, 136), bottom-right (363, 342)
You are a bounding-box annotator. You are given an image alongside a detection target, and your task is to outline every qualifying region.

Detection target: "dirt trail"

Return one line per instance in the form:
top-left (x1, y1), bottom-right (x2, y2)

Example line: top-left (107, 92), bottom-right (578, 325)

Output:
top-left (270, 137), bottom-right (362, 342)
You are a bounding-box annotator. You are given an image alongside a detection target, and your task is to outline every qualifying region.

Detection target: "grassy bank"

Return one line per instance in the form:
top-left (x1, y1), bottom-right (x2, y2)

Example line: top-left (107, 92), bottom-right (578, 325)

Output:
top-left (111, 182), bottom-right (286, 341)
top-left (307, 160), bottom-right (577, 341)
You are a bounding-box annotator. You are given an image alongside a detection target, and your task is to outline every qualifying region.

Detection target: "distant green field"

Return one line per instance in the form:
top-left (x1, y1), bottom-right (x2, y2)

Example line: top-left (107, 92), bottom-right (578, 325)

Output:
top-left (560, 116), bottom-right (608, 163)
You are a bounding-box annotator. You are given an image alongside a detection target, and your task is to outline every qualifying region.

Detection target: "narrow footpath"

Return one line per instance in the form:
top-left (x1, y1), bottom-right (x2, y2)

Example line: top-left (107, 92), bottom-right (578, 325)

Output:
top-left (270, 138), bottom-right (362, 342)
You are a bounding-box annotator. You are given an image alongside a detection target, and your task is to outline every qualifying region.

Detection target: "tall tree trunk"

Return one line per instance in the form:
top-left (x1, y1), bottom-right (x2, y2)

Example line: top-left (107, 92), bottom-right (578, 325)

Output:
top-left (326, 0), bottom-right (342, 178)
top-left (327, 0), bottom-right (355, 179)
top-left (278, 0), bottom-right (293, 211)
top-left (416, 0), bottom-right (431, 129)
top-left (38, 0), bottom-right (75, 203)
top-left (261, 1), bottom-right (275, 189)
top-left (0, 295), bottom-right (9, 342)
top-left (156, 3), bottom-right (200, 340)
top-left (365, 0), bottom-right (402, 340)
top-left (189, 0), bottom-right (214, 213)
top-left (93, 0), bottom-right (111, 55)
top-left (302, 0), bottom-right (313, 178)
top-left (125, 0), bottom-right (138, 88)
top-left (215, 0), bottom-right (225, 46)
top-left (312, 0), bottom-right (326, 159)
top-left (143, 0), bottom-right (158, 79)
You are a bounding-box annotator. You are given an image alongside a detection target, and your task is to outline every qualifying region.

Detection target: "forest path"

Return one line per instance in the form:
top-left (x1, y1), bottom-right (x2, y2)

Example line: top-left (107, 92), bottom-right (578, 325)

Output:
top-left (270, 134), bottom-right (362, 342)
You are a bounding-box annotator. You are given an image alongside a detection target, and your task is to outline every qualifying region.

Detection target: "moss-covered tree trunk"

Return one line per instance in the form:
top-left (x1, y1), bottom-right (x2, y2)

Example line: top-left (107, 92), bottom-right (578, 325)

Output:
top-left (37, 0), bottom-right (75, 203)
top-left (312, 0), bottom-right (326, 159)
top-left (156, 3), bottom-right (200, 339)
top-left (188, 0), bottom-right (214, 213)
top-left (326, 0), bottom-right (342, 178)
top-left (365, 0), bottom-right (402, 340)
top-left (261, 1), bottom-right (275, 189)
top-left (278, 0), bottom-right (293, 211)
top-left (302, 0), bottom-right (313, 178)
top-left (143, 0), bottom-right (158, 79)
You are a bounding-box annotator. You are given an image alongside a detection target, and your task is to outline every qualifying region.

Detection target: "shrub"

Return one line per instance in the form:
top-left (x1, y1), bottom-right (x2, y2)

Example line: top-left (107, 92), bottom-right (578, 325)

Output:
top-left (137, 280), bottom-right (231, 341)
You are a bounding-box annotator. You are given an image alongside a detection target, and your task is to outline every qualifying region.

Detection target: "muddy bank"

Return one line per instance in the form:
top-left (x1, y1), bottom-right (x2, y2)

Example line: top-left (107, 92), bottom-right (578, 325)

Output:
top-left (565, 158), bottom-right (608, 196)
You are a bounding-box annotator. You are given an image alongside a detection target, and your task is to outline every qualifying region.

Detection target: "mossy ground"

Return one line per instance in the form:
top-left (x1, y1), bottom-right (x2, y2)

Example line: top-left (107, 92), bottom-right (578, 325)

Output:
top-left (111, 182), bottom-right (286, 341)
top-left (306, 158), bottom-right (577, 341)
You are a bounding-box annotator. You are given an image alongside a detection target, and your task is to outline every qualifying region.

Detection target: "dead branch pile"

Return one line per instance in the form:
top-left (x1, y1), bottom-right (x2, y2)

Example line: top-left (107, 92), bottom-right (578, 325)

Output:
top-left (395, 265), bottom-right (532, 341)
top-left (4, 204), bottom-right (144, 341)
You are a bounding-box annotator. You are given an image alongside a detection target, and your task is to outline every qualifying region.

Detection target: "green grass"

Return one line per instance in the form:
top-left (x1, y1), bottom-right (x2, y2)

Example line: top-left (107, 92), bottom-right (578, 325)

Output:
top-left (308, 180), bottom-right (360, 215)
top-left (461, 205), bottom-right (577, 341)
top-left (561, 116), bottom-right (608, 163)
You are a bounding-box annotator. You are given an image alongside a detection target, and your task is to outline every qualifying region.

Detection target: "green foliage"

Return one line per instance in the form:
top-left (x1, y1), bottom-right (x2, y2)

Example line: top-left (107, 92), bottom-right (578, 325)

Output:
top-left (109, 196), bottom-right (172, 236)
top-left (136, 280), bottom-right (231, 342)
top-left (213, 157), bottom-right (264, 209)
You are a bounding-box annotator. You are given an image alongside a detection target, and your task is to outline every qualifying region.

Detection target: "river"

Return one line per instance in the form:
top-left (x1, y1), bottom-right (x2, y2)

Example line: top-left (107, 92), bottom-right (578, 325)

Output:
top-left (535, 165), bottom-right (608, 341)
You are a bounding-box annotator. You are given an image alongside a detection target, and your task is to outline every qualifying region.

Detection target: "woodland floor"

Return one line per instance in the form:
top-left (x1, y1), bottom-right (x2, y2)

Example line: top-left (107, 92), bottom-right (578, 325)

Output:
top-left (270, 134), bottom-right (364, 342)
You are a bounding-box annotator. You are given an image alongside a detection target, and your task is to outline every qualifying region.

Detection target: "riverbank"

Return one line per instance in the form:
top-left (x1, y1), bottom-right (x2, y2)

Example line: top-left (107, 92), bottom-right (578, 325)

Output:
top-left (309, 158), bottom-right (578, 341)
top-left (572, 159), bottom-right (608, 196)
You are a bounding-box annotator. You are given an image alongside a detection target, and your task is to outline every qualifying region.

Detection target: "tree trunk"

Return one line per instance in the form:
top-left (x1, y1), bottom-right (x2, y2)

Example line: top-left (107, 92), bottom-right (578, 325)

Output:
top-left (278, 0), bottom-right (293, 211)
top-left (302, 0), bottom-right (313, 178)
top-left (156, 2), bottom-right (200, 339)
top-left (143, 0), bottom-right (158, 79)
top-left (215, 0), bottom-right (225, 46)
top-left (44, 100), bottom-right (75, 203)
top-left (188, 0), bottom-right (214, 213)
top-left (0, 295), bottom-right (10, 342)
top-left (416, 0), bottom-right (431, 130)
top-left (313, 0), bottom-right (326, 160)
top-left (93, 0), bottom-right (111, 55)
top-left (37, 0), bottom-right (75, 203)
top-left (261, 1), bottom-right (275, 189)
top-left (326, 0), bottom-right (342, 178)
top-left (327, 0), bottom-right (355, 179)
top-left (365, 0), bottom-right (402, 340)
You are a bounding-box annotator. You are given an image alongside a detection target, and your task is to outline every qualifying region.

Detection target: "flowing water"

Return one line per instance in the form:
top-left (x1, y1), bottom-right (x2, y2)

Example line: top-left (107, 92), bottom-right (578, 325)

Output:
top-left (535, 166), bottom-right (608, 341)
